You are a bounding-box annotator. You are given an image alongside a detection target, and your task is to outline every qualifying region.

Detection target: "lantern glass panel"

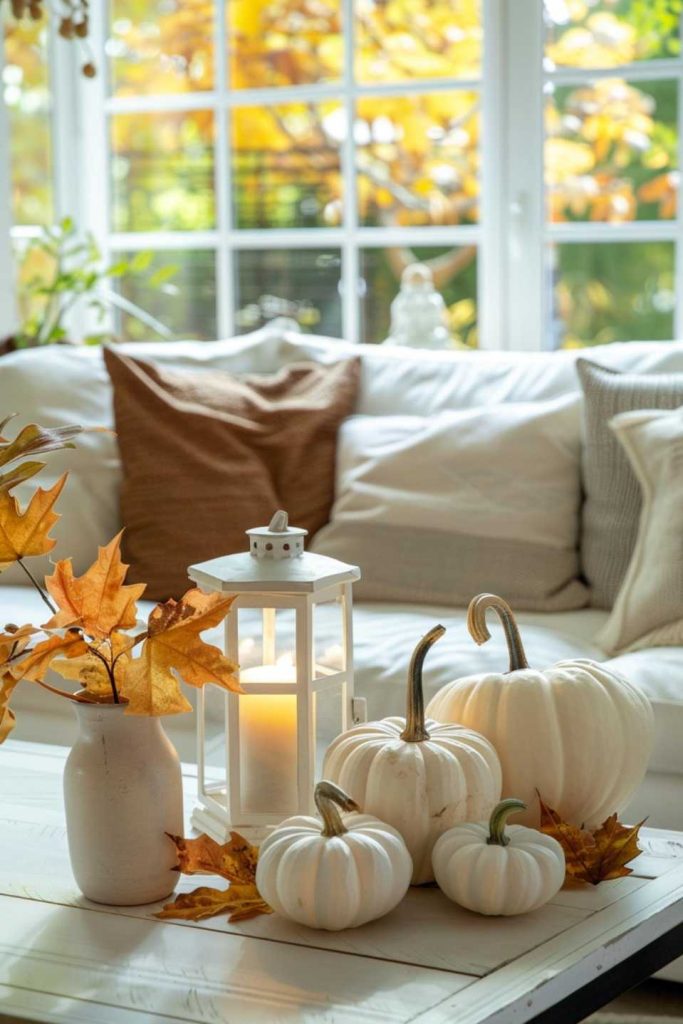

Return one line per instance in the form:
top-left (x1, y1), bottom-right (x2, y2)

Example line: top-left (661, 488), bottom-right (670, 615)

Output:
top-left (239, 694), bottom-right (299, 816)
top-left (314, 683), bottom-right (345, 776)
top-left (238, 606), bottom-right (297, 675)
top-left (313, 594), bottom-right (346, 678)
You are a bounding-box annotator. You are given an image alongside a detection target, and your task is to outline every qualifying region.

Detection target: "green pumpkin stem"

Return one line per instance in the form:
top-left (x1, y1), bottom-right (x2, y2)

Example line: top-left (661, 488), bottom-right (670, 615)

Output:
top-left (487, 798), bottom-right (527, 846)
top-left (400, 624), bottom-right (446, 743)
top-left (467, 593), bottom-right (530, 673)
top-left (315, 780), bottom-right (359, 838)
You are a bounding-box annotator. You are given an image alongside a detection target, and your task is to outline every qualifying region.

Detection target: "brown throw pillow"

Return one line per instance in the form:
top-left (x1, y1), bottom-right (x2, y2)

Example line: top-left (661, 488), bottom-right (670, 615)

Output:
top-left (103, 347), bottom-right (360, 601)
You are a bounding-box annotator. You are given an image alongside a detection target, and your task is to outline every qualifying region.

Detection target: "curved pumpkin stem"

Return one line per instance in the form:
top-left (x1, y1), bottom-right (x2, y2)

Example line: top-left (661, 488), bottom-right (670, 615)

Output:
top-left (400, 624), bottom-right (446, 743)
top-left (487, 798), bottom-right (527, 847)
top-left (315, 780), bottom-right (359, 838)
top-left (467, 594), bottom-right (529, 672)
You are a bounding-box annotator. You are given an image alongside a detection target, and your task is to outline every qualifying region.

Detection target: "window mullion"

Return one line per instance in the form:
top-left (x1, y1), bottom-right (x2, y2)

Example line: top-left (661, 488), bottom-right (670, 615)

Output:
top-left (0, 39), bottom-right (17, 334)
top-left (341, 0), bottom-right (358, 344)
top-left (499, 0), bottom-right (545, 351)
top-left (480, 0), bottom-right (504, 349)
top-left (76, 2), bottom-right (112, 339)
top-left (215, 0), bottom-right (233, 338)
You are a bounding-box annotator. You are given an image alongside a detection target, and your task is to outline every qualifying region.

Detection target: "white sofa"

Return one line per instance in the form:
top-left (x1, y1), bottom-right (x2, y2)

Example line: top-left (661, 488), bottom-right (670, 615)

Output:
top-left (3, 326), bottom-right (683, 840)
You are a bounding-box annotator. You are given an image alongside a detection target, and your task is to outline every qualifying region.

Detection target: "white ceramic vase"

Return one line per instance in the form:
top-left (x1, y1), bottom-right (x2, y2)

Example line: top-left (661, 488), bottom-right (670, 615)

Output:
top-left (63, 699), bottom-right (184, 905)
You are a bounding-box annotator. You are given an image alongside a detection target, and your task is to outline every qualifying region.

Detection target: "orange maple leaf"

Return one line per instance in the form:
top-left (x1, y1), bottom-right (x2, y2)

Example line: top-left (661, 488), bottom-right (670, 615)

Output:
top-left (10, 632), bottom-right (88, 683)
top-left (0, 673), bottom-right (18, 742)
top-left (538, 795), bottom-right (645, 885)
top-left (157, 831), bottom-right (271, 923)
top-left (44, 532), bottom-right (146, 640)
top-left (0, 475), bottom-right (67, 569)
top-left (122, 588), bottom-right (239, 716)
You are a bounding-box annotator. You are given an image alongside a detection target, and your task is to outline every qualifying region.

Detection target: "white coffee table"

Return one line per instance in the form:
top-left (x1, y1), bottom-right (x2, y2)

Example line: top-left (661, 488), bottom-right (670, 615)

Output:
top-left (1, 740), bottom-right (682, 1024)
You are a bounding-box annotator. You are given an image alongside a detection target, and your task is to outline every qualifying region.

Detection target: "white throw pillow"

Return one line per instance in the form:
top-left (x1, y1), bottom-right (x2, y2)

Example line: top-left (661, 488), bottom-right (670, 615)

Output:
top-left (597, 406), bottom-right (683, 654)
top-left (311, 396), bottom-right (588, 611)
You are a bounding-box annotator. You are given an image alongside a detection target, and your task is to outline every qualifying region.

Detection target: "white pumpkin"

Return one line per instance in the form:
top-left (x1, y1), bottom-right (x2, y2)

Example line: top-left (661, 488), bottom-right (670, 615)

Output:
top-left (323, 625), bottom-right (502, 884)
top-left (432, 798), bottom-right (566, 916)
top-left (256, 780), bottom-right (412, 931)
top-left (427, 594), bottom-right (654, 828)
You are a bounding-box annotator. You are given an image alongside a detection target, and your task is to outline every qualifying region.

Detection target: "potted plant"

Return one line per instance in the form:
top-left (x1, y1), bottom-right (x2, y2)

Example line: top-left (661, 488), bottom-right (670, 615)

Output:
top-left (3, 218), bottom-right (175, 353)
top-left (0, 416), bottom-right (240, 904)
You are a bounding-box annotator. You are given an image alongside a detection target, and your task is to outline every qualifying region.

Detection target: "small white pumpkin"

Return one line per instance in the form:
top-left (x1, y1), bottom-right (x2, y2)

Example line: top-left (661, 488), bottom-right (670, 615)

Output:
top-left (255, 780), bottom-right (412, 931)
top-left (432, 798), bottom-right (566, 916)
top-left (427, 594), bottom-right (654, 828)
top-left (323, 626), bottom-right (502, 884)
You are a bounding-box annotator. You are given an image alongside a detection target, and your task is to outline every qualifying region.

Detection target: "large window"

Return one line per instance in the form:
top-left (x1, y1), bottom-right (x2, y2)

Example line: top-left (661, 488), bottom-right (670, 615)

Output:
top-left (3, 0), bottom-right (682, 348)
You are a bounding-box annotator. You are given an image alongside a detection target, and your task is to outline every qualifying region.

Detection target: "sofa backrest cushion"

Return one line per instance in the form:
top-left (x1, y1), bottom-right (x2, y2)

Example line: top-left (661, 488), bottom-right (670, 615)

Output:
top-left (578, 358), bottom-right (683, 608)
top-left (311, 397), bottom-right (588, 610)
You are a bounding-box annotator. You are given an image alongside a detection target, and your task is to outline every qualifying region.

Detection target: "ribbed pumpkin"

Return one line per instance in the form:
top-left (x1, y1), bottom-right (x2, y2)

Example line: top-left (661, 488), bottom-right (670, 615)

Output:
top-left (256, 781), bottom-right (412, 931)
top-left (323, 625), bottom-right (502, 884)
top-left (427, 594), bottom-right (654, 828)
top-left (432, 798), bottom-right (566, 917)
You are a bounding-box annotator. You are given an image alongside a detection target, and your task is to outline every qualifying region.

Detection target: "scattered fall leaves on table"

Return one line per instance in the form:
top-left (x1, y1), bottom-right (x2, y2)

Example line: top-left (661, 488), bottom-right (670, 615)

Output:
top-left (157, 832), bottom-right (272, 924)
top-left (538, 795), bottom-right (645, 885)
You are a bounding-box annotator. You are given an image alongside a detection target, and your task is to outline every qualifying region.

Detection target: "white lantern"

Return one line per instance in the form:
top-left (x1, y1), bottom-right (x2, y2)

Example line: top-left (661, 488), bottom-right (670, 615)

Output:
top-left (188, 510), bottom-right (363, 841)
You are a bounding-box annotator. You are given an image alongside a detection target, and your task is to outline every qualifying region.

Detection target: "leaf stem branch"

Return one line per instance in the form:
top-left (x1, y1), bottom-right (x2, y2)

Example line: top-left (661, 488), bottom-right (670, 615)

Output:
top-left (17, 558), bottom-right (57, 615)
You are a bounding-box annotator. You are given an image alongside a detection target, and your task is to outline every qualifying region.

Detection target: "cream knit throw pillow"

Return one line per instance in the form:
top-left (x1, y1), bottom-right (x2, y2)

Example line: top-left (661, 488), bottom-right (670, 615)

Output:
top-left (598, 405), bottom-right (683, 654)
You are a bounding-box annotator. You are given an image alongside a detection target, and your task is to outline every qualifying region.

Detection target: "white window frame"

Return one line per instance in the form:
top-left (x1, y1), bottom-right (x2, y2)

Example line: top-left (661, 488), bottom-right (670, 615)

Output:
top-left (5, 0), bottom-right (682, 349)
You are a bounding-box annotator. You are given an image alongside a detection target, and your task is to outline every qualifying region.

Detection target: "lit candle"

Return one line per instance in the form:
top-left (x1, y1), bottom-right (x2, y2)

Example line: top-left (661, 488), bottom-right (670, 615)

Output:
top-left (239, 664), bottom-right (298, 815)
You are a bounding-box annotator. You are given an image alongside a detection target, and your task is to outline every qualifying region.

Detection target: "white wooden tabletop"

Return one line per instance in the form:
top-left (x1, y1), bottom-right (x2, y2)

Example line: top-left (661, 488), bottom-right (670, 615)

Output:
top-left (1, 740), bottom-right (682, 1024)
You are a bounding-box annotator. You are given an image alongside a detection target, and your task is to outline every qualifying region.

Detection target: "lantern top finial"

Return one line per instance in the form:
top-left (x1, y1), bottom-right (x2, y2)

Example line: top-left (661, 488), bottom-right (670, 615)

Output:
top-left (246, 510), bottom-right (308, 561)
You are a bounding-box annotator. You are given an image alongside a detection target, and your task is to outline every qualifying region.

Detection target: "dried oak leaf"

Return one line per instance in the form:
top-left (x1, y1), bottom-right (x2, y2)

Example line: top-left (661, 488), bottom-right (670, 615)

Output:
top-left (122, 589), bottom-right (239, 716)
top-left (51, 631), bottom-right (134, 699)
top-left (539, 795), bottom-right (645, 885)
top-left (0, 475), bottom-right (67, 569)
top-left (44, 532), bottom-right (146, 639)
top-left (157, 831), bottom-right (271, 924)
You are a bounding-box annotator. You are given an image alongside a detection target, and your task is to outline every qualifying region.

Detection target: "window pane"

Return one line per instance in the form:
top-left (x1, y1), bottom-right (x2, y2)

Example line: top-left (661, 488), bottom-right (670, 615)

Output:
top-left (235, 249), bottom-right (342, 336)
top-left (111, 112), bottom-right (215, 231)
top-left (3, 12), bottom-right (52, 225)
top-left (544, 0), bottom-right (680, 68)
top-left (356, 92), bottom-right (480, 227)
top-left (549, 241), bottom-right (674, 348)
top-left (109, 0), bottom-right (214, 96)
top-left (355, 0), bottom-right (481, 83)
top-left (546, 79), bottom-right (678, 223)
top-left (232, 103), bottom-right (343, 229)
top-left (229, 0), bottom-right (342, 88)
top-left (360, 245), bottom-right (478, 345)
top-left (12, 235), bottom-right (55, 337)
top-left (115, 250), bottom-right (217, 341)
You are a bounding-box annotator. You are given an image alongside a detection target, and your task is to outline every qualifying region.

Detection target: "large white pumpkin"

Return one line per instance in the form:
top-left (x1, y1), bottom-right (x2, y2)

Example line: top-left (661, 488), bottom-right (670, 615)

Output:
top-left (432, 798), bottom-right (566, 916)
top-left (323, 625), bottom-right (502, 884)
top-left (255, 781), bottom-right (412, 931)
top-left (427, 594), bottom-right (654, 828)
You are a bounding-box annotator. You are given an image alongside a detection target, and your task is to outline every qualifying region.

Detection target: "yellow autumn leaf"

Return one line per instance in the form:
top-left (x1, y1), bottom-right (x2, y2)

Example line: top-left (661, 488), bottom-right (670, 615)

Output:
top-left (122, 589), bottom-right (239, 716)
top-left (0, 475), bottom-right (66, 570)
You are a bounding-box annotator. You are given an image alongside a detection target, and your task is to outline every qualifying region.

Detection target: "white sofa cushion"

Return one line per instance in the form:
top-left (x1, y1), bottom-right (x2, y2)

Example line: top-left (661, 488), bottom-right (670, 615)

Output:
top-left (312, 398), bottom-right (588, 609)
